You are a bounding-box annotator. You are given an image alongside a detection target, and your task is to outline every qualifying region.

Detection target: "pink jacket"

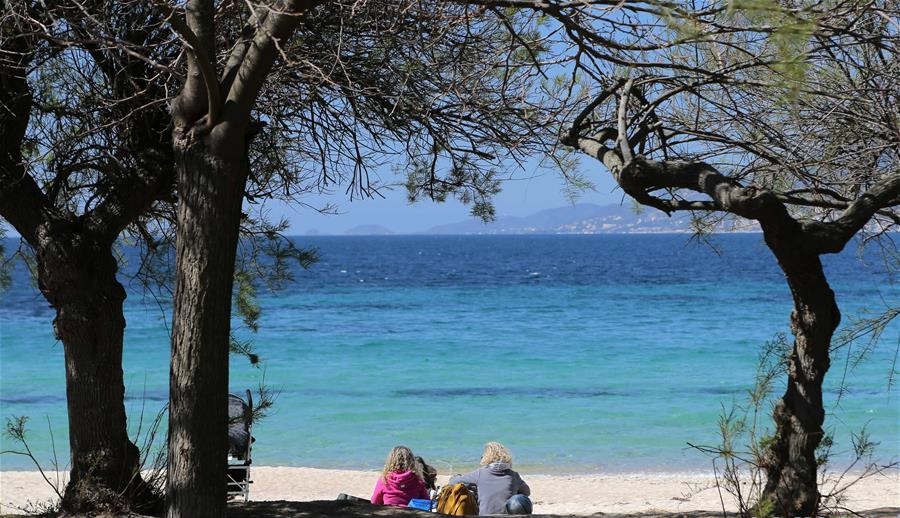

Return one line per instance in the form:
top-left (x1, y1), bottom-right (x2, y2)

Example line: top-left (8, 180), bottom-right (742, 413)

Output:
top-left (371, 470), bottom-right (429, 506)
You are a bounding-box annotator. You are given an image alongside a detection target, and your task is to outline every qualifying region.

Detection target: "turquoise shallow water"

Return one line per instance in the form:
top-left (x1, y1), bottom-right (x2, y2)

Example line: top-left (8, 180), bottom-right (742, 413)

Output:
top-left (1, 234), bottom-right (897, 472)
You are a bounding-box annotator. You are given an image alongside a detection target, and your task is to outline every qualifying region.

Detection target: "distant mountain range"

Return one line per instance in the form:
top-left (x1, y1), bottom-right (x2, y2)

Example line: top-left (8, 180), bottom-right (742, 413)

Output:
top-left (423, 203), bottom-right (758, 235)
top-left (338, 203), bottom-right (759, 235)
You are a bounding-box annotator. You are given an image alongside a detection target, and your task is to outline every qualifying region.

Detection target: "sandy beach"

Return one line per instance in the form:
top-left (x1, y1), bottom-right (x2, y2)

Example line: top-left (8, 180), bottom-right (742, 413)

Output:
top-left (1, 467), bottom-right (897, 515)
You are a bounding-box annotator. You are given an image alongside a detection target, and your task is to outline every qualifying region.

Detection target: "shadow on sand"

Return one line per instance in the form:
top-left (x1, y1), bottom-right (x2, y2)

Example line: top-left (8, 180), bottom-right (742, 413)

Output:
top-left (228, 500), bottom-right (900, 518)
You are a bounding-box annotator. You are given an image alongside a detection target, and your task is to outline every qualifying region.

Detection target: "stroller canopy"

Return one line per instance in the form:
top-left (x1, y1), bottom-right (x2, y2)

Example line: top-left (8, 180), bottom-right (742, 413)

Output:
top-left (227, 392), bottom-right (252, 458)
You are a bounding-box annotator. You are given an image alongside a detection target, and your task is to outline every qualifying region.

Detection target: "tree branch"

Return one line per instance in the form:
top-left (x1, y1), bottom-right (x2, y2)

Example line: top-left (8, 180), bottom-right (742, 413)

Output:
top-left (161, 0), bottom-right (221, 128)
top-left (566, 78), bottom-right (625, 142)
top-left (219, 9), bottom-right (269, 96)
top-left (801, 173), bottom-right (900, 253)
top-left (616, 78), bottom-right (635, 165)
top-left (0, 27), bottom-right (57, 244)
top-left (565, 129), bottom-right (798, 229)
top-left (220, 0), bottom-right (323, 131)
top-left (85, 154), bottom-right (176, 242)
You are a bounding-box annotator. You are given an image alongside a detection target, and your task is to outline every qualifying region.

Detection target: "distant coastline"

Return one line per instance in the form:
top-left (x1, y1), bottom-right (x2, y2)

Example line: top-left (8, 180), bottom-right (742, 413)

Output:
top-left (309, 229), bottom-right (765, 237)
top-left (311, 203), bottom-right (762, 236)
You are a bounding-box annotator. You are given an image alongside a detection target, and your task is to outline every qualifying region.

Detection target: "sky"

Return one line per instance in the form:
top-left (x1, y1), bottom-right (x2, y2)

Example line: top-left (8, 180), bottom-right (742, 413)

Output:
top-left (257, 165), bottom-right (621, 235)
top-left (0, 163), bottom-right (623, 238)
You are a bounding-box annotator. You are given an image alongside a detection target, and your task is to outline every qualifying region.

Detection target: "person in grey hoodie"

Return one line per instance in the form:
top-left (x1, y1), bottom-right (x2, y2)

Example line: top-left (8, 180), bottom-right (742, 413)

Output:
top-left (450, 442), bottom-right (532, 515)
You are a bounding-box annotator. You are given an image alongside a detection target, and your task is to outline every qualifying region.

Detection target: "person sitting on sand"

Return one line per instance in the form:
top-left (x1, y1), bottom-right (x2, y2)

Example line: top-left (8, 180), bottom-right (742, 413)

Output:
top-left (371, 445), bottom-right (430, 506)
top-left (450, 441), bottom-right (532, 515)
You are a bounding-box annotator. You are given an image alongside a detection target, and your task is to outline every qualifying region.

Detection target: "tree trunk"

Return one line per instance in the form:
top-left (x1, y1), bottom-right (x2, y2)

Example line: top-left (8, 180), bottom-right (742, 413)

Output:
top-left (3, 26), bottom-right (161, 514)
top-left (34, 227), bottom-right (159, 514)
top-left (167, 134), bottom-right (248, 518)
top-left (762, 231), bottom-right (840, 517)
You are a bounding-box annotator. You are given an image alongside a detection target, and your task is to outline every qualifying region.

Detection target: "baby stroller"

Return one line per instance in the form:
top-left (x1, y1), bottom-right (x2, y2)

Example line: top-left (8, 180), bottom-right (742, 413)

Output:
top-left (227, 390), bottom-right (253, 501)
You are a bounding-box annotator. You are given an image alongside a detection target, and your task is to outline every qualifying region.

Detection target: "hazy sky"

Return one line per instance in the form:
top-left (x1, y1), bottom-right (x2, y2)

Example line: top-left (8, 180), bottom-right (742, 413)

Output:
top-left (261, 165), bottom-right (622, 235)
top-left (0, 163), bottom-right (623, 238)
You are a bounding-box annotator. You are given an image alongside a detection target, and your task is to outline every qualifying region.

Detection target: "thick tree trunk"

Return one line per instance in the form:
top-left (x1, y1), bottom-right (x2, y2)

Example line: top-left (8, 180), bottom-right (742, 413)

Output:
top-left (34, 228), bottom-right (159, 513)
top-left (167, 134), bottom-right (248, 518)
top-left (3, 24), bottom-right (161, 515)
top-left (565, 95), bottom-right (887, 517)
top-left (762, 231), bottom-right (840, 517)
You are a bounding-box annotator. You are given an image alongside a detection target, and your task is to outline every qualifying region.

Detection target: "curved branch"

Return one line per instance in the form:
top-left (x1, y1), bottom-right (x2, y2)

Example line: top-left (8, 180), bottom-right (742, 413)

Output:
top-left (85, 154), bottom-right (176, 242)
top-left (0, 28), bottom-right (57, 244)
top-left (159, 1), bottom-right (221, 127)
top-left (566, 125), bottom-right (899, 254)
top-left (801, 173), bottom-right (900, 253)
top-left (221, 0), bottom-right (324, 130)
top-left (220, 15), bottom-right (268, 96)
top-left (566, 78), bottom-right (625, 142)
top-left (565, 129), bottom-right (797, 227)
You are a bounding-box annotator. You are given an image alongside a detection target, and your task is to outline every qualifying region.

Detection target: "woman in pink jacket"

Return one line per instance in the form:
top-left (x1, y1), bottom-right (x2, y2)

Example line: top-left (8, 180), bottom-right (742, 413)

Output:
top-left (371, 445), bottom-right (430, 506)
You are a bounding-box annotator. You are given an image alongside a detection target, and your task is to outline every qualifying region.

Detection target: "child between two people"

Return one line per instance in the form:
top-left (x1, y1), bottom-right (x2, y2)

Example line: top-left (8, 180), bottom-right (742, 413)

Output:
top-left (372, 442), bottom-right (532, 515)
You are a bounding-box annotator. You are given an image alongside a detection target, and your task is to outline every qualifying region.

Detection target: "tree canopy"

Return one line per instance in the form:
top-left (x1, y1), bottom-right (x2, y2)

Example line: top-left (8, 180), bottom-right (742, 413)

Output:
top-left (2, 1), bottom-right (897, 516)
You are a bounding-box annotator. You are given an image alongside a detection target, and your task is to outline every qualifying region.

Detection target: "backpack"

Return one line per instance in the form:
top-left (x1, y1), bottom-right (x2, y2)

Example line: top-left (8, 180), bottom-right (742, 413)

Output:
top-left (435, 483), bottom-right (478, 515)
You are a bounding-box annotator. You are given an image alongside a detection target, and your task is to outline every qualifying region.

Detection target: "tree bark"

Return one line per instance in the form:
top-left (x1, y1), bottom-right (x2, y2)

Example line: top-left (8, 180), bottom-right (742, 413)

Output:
top-left (761, 228), bottom-right (840, 517)
top-left (2, 28), bottom-right (160, 514)
top-left (167, 132), bottom-right (248, 518)
top-left (32, 226), bottom-right (160, 513)
top-left (163, 2), bottom-right (317, 514)
top-left (566, 129), bottom-right (850, 517)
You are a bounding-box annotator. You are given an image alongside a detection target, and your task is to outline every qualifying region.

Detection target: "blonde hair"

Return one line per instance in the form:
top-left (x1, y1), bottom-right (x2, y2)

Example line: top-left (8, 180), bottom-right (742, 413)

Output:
top-left (382, 446), bottom-right (422, 481)
top-left (480, 441), bottom-right (512, 466)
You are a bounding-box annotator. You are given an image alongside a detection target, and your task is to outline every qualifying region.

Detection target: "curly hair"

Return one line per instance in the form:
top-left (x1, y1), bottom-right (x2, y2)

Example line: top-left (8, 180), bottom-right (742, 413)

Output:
top-left (382, 445), bottom-right (422, 482)
top-left (480, 441), bottom-right (512, 466)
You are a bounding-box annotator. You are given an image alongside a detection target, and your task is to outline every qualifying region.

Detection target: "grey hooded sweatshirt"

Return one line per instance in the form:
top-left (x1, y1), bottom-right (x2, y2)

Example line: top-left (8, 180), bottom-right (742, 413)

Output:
top-left (449, 462), bottom-right (530, 515)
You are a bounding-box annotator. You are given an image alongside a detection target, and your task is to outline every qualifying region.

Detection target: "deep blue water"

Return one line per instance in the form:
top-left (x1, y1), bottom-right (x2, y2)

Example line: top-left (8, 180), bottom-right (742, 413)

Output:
top-left (1, 234), bottom-right (897, 473)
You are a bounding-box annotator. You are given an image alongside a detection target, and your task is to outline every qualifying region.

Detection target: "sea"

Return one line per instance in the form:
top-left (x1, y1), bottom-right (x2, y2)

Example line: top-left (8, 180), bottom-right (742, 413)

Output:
top-left (1, 234), bottom-right (897, 474)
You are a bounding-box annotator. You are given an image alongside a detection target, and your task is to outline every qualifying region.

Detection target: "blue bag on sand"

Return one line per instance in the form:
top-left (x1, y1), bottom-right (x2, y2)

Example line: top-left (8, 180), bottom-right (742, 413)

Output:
top-left (408, 498), bottom-right (433, 511)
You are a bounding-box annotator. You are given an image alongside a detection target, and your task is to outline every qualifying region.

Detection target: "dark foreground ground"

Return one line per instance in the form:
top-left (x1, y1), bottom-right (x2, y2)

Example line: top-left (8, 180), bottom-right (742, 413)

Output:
top-left (226, 500), bottom-right (900, 518)
top-left (3, 501), bottom-right (898, 518)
